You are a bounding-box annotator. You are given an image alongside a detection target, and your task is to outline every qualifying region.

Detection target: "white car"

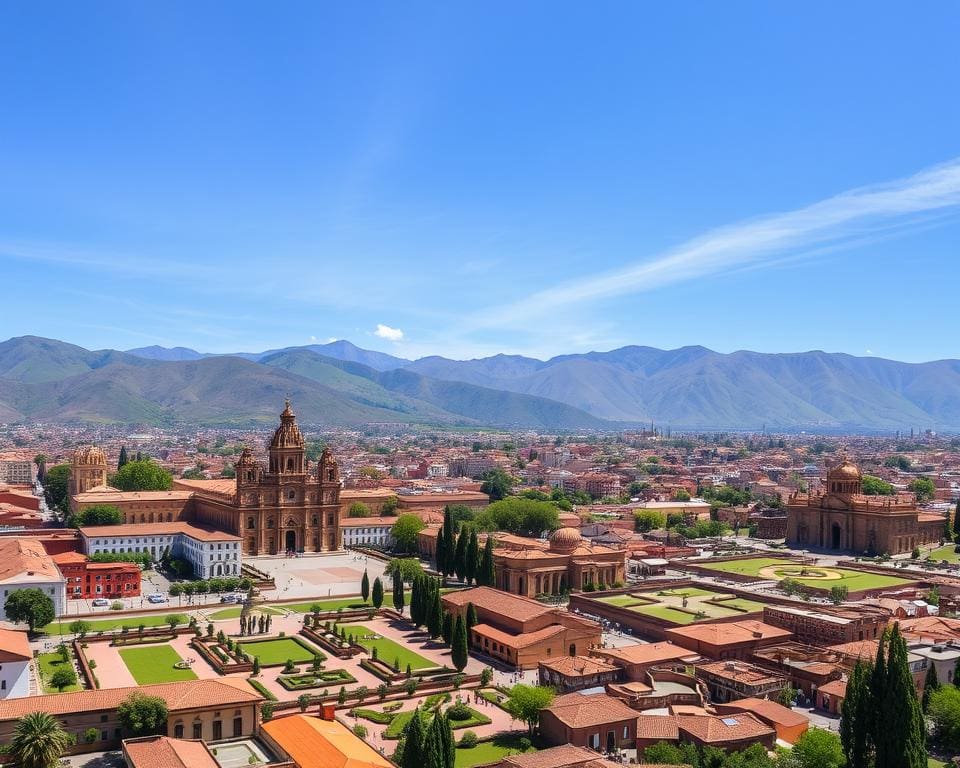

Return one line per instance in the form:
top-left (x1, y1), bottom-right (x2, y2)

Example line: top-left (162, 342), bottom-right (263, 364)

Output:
top-left (91, 598), bottom-right (110, 607)
top-left (147, 594), bottom-right (168, 604)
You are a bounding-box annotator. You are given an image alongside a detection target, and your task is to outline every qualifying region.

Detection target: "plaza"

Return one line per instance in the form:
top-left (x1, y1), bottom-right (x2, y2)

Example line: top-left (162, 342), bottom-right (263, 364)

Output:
top-left (693, 556), bottom-right (915, 592)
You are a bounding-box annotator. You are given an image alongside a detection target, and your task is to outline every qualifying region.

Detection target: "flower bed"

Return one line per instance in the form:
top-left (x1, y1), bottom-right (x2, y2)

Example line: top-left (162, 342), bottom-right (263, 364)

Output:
top-left (110, 634), bottom-right (177, 647)
top-left (277, 668), bottom-right (357, 690)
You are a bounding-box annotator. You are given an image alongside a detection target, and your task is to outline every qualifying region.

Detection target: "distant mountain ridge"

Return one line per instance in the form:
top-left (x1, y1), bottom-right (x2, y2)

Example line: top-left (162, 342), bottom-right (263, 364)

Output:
top-left (0, 337), bottom-right (603, 429)
top-left (7, 336), bottom-right (960, 430)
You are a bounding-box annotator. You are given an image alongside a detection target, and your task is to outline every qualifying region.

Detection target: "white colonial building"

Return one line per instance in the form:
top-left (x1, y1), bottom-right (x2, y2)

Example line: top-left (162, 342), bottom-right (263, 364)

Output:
top-left (0, 537), bottom-right (66, 620)
top-left (341, 517), bottom-right (395, 549)
top-left (79, 522), bottom-right (243, 579)
top-left (0, 628), bottom-right (31, 698)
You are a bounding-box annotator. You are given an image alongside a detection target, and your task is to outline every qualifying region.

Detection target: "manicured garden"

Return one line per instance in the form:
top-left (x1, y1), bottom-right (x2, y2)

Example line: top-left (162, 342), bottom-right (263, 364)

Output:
top-left (278, 668), bottom-right (356, 690)
top-left (239, 636), bottom-right (323, 665)
top-left (283, 595), bottom-right (389, 613)
top-left (926, 545), bottom-right (960, 564)
top-left (454, 734), bottom-right (536, 768)
top-left (118, 645), bottom-right (198, 685)
top-left (37, 650), bottom-right (82, 693)
top-left (384, 705), bottom-right (491, 738)
top-left (41, 613), bottom-right (190, 635)
top-left (340, 623), bottom-right (436, 670)
top-left (697, 556), bottom-right (914, 591)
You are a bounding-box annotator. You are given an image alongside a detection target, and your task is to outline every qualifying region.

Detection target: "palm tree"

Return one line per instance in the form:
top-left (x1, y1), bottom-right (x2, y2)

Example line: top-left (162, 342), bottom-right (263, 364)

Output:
top-left (10, 711), bottom-right (73, 768)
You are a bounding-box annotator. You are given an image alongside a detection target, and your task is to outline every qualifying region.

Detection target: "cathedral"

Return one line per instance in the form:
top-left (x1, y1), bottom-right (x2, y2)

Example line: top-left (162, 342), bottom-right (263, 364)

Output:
top-left (70, 401), bottom-right (342, 556)
top-left (785, 457), bottom-right (944, 555)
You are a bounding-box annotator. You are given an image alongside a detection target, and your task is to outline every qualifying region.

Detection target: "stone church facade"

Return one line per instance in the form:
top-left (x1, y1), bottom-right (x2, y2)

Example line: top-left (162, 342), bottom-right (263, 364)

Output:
top-left (69, 401), bottom-right (342, 556)
top-left (785, 458), bottom-right (943, 556)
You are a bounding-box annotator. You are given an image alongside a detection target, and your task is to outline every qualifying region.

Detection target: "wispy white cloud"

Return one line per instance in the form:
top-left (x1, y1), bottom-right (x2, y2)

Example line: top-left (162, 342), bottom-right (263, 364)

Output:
top-left (373, 324), bottom-right (404, 342)
top-left (465, 158), bottom-right (960, 329)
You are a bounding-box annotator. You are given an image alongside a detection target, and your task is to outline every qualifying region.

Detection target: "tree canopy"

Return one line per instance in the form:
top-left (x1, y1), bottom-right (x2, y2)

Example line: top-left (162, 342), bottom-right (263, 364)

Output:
top-left (505, 684), bottom-right (555, 734)
top-left (391, 514), bottom-right (425, 553)
top-left (42, 464), bottom-right (71, 513)
top-left (110, 459), bottom-right (173, 492)
top-left (70, 504), bottom-right (123, 527)
top-left (5, 588), bottom-right (55, 632)
top-left (909, 476), bottom-right (936, 502)
top-left (474, 497), bottom-right (559, 536)
top-left (10, 711), bottom-right (73, 768)
top-left (861, 475), bottom-right (895, 496)
top-left (118, 692), bottom-right (168, 736)
top-left (478, 468), bottom-right (515, 501)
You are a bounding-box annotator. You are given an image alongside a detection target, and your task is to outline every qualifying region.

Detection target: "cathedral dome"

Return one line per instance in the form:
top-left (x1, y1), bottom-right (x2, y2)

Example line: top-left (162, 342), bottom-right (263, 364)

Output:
top-left (73, 445), bottom-right (107, 466)
top-left (269, 400), bottom-right (304, 449)
top-left (549, 527), bottom-right (583, 552)
top-left (828, 458), bottom-right (862, 481)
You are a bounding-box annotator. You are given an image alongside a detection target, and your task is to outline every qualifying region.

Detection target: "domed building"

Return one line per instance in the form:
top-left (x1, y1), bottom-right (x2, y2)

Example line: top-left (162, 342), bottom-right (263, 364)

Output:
top-left (491, 525), bottom-right (626, 598)
top-left (785, 456), bottom-right (944, 555)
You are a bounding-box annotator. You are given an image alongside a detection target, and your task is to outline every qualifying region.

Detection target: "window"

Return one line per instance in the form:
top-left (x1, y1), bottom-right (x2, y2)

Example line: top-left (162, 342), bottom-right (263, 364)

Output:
top-left (174, 724), bottom-right (184, 739)
top-left (233, 717), bottom-right (243, 737)
top-left (192, 722), bottom-right (202, 739)
top-left (212, 720), bottom-right (222, 740)
top-left (247, 518), bottom-right (255, 529)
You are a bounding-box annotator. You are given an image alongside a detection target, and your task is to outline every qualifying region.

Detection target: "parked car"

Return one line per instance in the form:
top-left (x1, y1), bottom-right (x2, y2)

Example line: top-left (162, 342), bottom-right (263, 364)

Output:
top-left (147, 594), bottom-right (168, 604)
top-left (220, 594), bottom-right (237, 603)
top-left (91, 597), bottom-right (110, 607)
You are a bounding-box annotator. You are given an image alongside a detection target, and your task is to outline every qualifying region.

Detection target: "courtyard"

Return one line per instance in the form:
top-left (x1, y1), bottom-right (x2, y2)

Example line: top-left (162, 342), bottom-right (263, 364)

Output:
top-left (695, 556), bottom-right (915, 591)
top-left (594, 586), bottom-right (765, 625)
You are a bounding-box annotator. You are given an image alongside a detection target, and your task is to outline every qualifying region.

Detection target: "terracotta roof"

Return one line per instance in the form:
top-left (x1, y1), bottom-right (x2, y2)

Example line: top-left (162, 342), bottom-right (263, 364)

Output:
top-left (0, 536), bottom-right (62, 583)
top-left (900, 616), bottom-right (960, 641)
top-left (544, 692), bottom-right (639, 728)
top-left (664, 620), bottom-right (791, 648)
top-left (340, 517), bottom-right (396, 528)
top-left (717, 698), bottom-right (809, 728)
top-left (696, 661), bottom-right (786, 686)
top-left (637, 714), bottom-right (681, 740)
top-left (73, 489), bottom-right (195, 503)
top-left (473, 622), bottom-right (565, 649)
top-left (676, 711), bottom-right (774, 744)
top-left (262, 714), bottom-right (392, 768)
top-left (0, 678), bottom-right (262, 720)
top-left (818, 679), bottom-right (847, 698)
top-left (78, 522), bottom-right (241, 542)
top-left (592, 641), bottom-right (698, 667)
top-left (0, 627), bottom-right (31, 662)
top-left (123, 736), bottom-right (219, 768)
top-left (539, 655), bottom-right (617, 677)
top-left (51, 551), bottom-right (88, 564)
top-left (442, 586), bottom-right (553, 622)
top-left (498, 744), bottom-right (621, 768)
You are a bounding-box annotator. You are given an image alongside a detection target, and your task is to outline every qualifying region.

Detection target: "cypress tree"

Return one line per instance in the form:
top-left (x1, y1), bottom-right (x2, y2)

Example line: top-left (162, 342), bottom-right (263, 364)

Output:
top-left (361, 569), bottom-right (370, 602)
top-left (436, 522), bottom-right (447, 576)
top-left (424, 709), bottom-right (446, 768)
top-left (452, 614), bottom-right (468, 672)
top-left (411, 573), bottom-right (424, 627)
top-left (441, 611), bottom-right (453, 645)
top-left (953, 499), bottom-right (960, 541)
top-left (427, 582), bottom-right (443, 639)
top-left (393, 568), bottom-right (405, 613)
top-left (454, 526), bottom-right (470, 582)
top-left (401, 708), bottom-right (425, 768)
top-left (479, 537), bottom-right (496, 587)
top-left (465, 529), bottom-right (479, 585)
top-left (439, 711), bottom-right (456, 768)
top-left (840, 659), bottom-right (873, 768)
top-left (922, 662), bottom-right (939, 712)
top-left (441, 507), bottom-right (455, 579)
top-left (117, 445), bottom-right (128, 469)
top-left (879, 624), bottom-right (926, 768)
top-left (954, 655), bottom-right (960, 688)
top-left (372, 577), bottom-right (384, 609)
top-left (466, 602), bottom-right (478, 646)
top-left (870, 630), bottom-right (889, 765)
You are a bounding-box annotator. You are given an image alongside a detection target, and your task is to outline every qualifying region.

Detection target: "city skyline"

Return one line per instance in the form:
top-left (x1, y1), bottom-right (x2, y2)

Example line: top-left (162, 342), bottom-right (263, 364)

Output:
top-left (2, 3), bottom-right (959, 363)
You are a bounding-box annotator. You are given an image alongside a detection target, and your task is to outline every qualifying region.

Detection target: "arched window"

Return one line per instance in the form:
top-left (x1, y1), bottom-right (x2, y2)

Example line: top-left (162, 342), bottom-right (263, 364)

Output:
top-left (247, 517), bottom-right (255, 530)
top-left (311, 515), bottom-right (318, 526)
top-left (288, 489), bottom-right (295, 500)
top-left (267, 519), bottom-right (274, 529)
top-left (286, 458), bottom-right (294, 471)
top-left (327, 469), bottom-right (335, 481)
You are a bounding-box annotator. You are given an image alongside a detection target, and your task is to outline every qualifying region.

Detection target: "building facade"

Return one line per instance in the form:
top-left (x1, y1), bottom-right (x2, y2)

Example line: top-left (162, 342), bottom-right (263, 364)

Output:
top-left (52, 552), bottom-right (141, 600)
top-left (785, 458), bottom-right (944, 555)
top-left (0, 628), bottom-right (31, 698)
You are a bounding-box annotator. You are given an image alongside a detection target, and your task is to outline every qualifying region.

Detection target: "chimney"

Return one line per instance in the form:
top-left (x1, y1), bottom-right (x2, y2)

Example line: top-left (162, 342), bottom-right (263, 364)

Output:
top-left (321, 703), bottom-right (336, 721)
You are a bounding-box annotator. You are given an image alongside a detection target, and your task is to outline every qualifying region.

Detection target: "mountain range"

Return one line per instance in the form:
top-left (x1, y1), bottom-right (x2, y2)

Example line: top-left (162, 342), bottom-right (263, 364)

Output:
top-left (1, 335), bottom-right (958, 430)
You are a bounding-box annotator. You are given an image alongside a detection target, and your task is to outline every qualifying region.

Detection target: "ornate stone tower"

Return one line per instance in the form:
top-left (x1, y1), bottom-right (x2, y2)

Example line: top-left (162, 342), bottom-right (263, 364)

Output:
top-left (826, 457), bottom-right (862, 497)
top-left (69, 445), bottom-right (108, 497)
top-left (267, 400), bottom-right (306, 476)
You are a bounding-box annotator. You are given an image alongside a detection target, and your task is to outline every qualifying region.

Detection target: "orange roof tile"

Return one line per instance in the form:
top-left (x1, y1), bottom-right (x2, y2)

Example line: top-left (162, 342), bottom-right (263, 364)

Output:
top-left (0, 627), bottom-right (31, 662)
top-left (78, 521), bottom-right (241, 541)
top-left (545, 692), bottom-right (639, 728)
top-left (676, 711), bottom-right (774, 744)
top-left (442, 586), bottom-right (553, 622)
top-left (262, 714), bottom-right (392, 768)
top-left (718, 698), bottom-right (809, 728)
top-left (0, 537), bottom-right (62, 582)
top-left (123, 736), bottom-right (219, 768)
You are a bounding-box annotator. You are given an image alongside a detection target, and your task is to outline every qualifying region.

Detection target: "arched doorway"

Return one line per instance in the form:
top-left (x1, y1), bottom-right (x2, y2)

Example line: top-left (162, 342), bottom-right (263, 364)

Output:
top-left (285, 530), bottom-right (297, 552)
top-left (831, 522), bottom-right (842, 550)
top-left (215, 563), bottom-right (223, 576)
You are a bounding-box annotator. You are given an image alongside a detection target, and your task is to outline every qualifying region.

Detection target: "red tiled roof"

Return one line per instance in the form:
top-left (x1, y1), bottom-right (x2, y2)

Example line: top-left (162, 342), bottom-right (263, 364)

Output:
top-left (78, 522), bottom-right (241, 541)
top-left (123, 736), bottom-right (219, 768)
top-left (442, 586), bottom-right (553, 622)
top-left (636, 714), bottom-right (680, 741)
top-left (676, 711), bottom-right (774, 743)
top-left (717, 698), bottom-right (809, 728)
top-left (544, 692), bottom-right (639, 728)
top-left (472, 622), bottom-right (565, 649)
top-left (0, 678), bottom-right (261, 720)
top-left (665, 620), bottom-right (791, 647)
top-left (0, 627), bottom-right (31, 662)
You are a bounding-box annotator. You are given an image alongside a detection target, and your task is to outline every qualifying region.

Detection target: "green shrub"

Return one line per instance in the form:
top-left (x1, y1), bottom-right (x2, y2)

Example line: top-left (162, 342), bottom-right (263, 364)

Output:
top-left (458, 731), bottom-right (478, 748)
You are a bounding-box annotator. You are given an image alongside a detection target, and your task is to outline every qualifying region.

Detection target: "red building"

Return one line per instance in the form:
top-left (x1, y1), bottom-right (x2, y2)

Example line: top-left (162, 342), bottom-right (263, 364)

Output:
top-left (51, 552), bottom-right (141, 600)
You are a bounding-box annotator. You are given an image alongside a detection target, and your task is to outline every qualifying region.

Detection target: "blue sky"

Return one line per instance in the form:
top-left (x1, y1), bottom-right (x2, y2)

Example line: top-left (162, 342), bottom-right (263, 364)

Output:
top-left (2, 2), bottom-right (959, 363)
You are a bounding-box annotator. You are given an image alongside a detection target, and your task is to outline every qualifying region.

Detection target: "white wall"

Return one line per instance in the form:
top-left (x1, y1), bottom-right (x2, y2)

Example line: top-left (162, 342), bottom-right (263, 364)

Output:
top-left (1, 580), bottom-right (66, 619)
top-left (0, 660), bottom-right (30, 698)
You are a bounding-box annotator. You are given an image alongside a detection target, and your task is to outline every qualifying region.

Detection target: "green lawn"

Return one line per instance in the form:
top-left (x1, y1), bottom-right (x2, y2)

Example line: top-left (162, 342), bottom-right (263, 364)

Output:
top-left (41, 613), bottom-right (189, 636)
top-left (283, 596), bottom-right (383, 613)
top-left (239, 637), bottom-right (322, 665)
top-left (697, 557), bottom-right (914, 591)
top-left (455, 735), bottom-right (536, 768)
top-left (926, 545), bottom-right (960, 563)
top-left (654, 587), bottom-right (717, 598)
top-left (118, 645), bottom-right (198, 685)
top-left (340, 623), bottom-right (435, 670)
top-left (629, 604), bottom-right (701, 624)
top-left (594, 594), bottom-right (645, 607)
top-left (208, 605), bottom-right (283, 620)
top-left (385, 707), bottom-right (490, 738)
top-left (37, 651), bottom-right (83, 693)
